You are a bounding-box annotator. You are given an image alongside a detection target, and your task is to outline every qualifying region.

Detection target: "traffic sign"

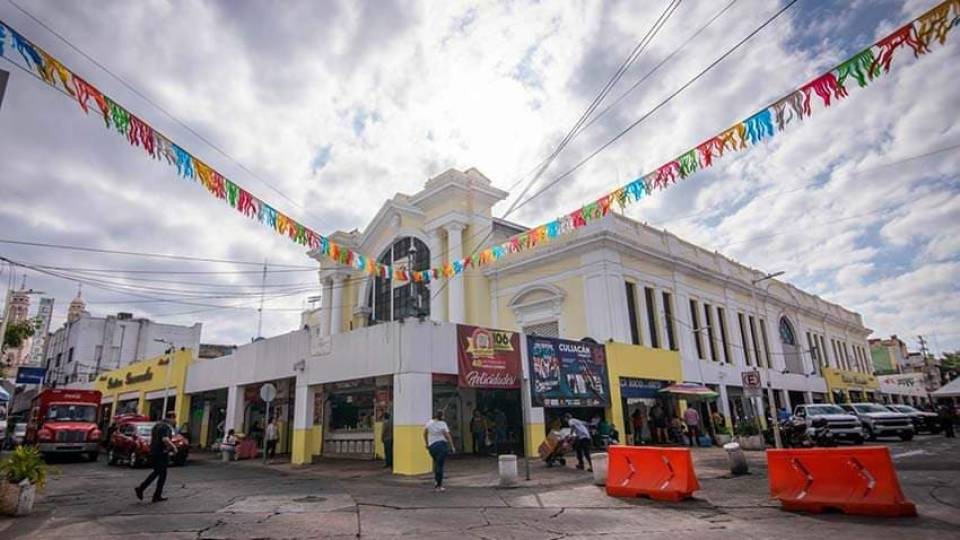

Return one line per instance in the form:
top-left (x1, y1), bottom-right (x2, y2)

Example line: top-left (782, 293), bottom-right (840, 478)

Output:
top-left (742, 370), bottom-right (762, 398)
top-left (260, 383), bottom-right (277, 403)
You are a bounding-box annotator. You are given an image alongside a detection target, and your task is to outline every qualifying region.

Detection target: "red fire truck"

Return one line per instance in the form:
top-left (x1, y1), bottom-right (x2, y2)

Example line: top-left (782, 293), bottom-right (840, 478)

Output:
top-left (25, 389), bottom-right (103, 461)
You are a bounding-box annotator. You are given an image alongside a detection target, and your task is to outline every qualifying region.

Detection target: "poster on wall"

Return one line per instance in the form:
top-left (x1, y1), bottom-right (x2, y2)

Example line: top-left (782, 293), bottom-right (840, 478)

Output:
top-left (527, 336), bottom-right (609, 407)
top-left (456, 325), bottom-right (521, 389)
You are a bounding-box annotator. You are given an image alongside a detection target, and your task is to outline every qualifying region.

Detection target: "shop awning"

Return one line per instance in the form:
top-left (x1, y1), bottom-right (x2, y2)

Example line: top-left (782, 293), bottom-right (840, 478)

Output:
top-left (658, 383), bottom-right (718, 401)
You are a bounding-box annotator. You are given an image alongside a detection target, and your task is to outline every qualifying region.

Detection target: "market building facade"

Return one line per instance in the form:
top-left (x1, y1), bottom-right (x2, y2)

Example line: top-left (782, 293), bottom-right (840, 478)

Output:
top-left (182, 167), bottom-right (875, 473)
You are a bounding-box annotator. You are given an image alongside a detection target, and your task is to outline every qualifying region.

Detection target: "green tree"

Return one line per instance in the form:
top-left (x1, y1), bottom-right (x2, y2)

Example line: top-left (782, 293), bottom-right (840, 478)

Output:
top-left (943, 351), bottom-right (960, 371)
top-left (3, 319), bottom-right (35, 349)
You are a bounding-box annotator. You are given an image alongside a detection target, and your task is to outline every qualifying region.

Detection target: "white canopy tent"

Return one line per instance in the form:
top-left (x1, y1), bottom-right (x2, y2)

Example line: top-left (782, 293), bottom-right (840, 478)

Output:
top-left (930, 377), bottom-right (960, 399)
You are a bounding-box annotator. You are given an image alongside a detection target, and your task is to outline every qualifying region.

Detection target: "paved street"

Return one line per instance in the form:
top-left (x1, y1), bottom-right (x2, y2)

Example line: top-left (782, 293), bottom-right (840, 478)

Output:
top-left (2, 436), bottom-right (958, 539)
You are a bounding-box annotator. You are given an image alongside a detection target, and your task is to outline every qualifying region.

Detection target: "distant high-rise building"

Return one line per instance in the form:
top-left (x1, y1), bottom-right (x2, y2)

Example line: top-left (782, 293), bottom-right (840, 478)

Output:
top-left (29, 297), bottom-right (55, 365)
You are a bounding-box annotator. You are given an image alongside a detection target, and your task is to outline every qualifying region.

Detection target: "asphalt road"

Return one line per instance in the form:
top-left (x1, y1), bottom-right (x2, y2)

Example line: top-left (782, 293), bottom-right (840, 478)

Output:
top-left (1, 435), bottom-right (958, 539)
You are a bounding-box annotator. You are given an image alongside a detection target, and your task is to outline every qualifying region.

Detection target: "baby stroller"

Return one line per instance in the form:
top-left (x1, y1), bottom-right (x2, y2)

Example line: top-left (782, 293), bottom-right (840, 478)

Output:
top-left (539, 428), bottom-right (574, 467)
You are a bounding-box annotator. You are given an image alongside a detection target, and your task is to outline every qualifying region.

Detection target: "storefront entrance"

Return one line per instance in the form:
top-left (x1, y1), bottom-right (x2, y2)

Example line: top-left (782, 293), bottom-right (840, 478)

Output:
top-left (324, 378), bottom-right (377, 458)
top-left (473, 389), bottom-right (523, 456)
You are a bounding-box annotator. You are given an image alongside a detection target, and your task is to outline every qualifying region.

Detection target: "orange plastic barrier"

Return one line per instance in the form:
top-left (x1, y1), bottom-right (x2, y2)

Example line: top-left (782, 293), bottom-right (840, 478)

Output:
top-left (605, 445), bottom-right (700, 501)
top-left (767, 446), bottom-right (916, 517)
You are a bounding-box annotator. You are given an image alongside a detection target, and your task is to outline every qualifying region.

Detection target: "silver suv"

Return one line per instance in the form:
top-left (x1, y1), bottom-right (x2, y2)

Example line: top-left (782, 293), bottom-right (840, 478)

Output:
top-left (793, 404), bottom-right (864, 444)
top-left (841, 403), bottom-right (915, 441)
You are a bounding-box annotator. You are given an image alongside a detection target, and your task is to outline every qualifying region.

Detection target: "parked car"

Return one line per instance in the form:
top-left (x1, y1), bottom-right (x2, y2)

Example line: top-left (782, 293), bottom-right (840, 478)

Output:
top-left (792, 403), bottom-right (864, 444)
top-left (3, 422), bottom-right (28, 450)
top-left (841, 403), bottom-right (915, 441)
top-left (107, 420), bottom-right (189, 467)
top-left (885, 404), bottom-right (940, 434)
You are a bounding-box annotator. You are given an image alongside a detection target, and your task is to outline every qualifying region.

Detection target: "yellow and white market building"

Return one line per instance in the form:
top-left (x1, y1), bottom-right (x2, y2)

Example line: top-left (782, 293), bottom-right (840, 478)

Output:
top-left (183, 168), bottom-right (877, 474)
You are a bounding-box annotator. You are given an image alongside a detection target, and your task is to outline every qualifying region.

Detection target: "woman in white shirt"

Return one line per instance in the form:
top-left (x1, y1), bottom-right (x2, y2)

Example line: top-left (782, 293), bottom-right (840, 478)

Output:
top-left (423, 410), bottom-right (456, 491)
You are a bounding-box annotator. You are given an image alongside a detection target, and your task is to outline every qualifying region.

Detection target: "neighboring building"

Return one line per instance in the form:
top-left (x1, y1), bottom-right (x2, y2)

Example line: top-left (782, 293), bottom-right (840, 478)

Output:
top-left (869, 335), bottom-right (908, 375)
top-left (184, 167), bottom-right (877, 472)
top-left (877, 372), bottom-right (929, 406)
top-left (92, 348), bottom-right (193, 427)
top-left (44, 297), bottom-right (202, 387)
top-left (900, 352), bottom-right (942, 393)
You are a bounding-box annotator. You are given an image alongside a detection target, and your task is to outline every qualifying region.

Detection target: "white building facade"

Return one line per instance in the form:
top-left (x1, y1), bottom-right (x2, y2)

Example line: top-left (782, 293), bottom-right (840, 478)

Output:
top-left (45, 310), bottom-right (202, 386)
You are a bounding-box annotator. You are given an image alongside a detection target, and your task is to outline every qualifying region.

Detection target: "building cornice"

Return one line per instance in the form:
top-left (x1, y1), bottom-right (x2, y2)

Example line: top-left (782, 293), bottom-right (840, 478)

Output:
top-left (483, 222), bottom-right (868, 332)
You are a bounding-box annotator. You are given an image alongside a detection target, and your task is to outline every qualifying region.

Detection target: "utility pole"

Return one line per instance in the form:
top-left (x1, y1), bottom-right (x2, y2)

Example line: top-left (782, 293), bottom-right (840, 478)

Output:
top-left (750, 270), bottom-right (785, 449)
top-left (917, 335), bottom-right (929, 359)
top-left (256, 260), bottom-right (267, 339)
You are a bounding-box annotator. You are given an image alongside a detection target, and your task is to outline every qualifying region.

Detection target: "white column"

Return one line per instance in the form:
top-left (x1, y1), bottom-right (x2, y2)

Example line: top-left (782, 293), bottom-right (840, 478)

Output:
top-left (293, 373), bottom-right (315, 431)
top-left (320, 277), bottom-right (333, 338)
top-left (428, 229), bottom-right (446, 322)
top-left (330, 274), bottom-right (345, 335)
top-left (445, 223), bottom-right (465, 324)
top-left (224, 385), bottom-right (245, 434)
top-left (718, 384), bottom-right (732, 424)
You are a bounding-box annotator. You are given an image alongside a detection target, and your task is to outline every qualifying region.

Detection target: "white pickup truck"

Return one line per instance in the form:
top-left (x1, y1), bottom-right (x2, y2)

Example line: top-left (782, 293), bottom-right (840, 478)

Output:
top-left (793, 403), bottom-right (865, 444)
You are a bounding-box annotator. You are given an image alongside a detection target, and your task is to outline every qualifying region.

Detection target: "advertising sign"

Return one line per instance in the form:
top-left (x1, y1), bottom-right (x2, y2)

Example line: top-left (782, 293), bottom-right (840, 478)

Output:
top-left (456, 325), bottom-right (521, 389)
top-left (619, 377), bottom-right (666, 399)
top-left (15, 366), bottom-right (46, 385)
top-left (527, 336), bottom-right (609, 407)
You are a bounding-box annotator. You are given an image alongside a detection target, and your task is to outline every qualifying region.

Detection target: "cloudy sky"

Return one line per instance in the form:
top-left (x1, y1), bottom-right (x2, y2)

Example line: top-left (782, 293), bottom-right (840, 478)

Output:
top-left (0, 0), bottom-right (957, 353)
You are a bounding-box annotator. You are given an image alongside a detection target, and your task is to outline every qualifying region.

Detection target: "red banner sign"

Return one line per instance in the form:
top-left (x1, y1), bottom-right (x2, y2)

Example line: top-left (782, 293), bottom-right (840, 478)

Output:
top-left (457, 325), bottom-right (521, 389)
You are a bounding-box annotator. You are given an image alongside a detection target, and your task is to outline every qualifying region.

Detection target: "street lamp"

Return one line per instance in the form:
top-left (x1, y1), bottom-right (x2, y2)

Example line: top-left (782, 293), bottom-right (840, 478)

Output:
top-left (750, 270), bottom-right (785, 449)
top-left (154, 338), bottom-right (174, 421)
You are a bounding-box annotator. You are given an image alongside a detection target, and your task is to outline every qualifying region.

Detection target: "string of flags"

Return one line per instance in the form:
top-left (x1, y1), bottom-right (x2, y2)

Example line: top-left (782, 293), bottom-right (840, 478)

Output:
top-left (0, 0), bottom-right (957, 283)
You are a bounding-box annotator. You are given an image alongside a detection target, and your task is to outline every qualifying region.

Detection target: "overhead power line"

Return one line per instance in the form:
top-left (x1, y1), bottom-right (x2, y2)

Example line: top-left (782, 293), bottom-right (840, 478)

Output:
top-left (0, 238), bottom-right (316, 268)
top-left (511, 0), bottom-right (801, 216)
top-left (503, 0), bottom-right (683, 218)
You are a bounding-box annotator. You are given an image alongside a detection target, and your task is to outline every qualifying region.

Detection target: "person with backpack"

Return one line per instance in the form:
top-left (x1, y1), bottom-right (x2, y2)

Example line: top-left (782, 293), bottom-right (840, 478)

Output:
top-left (135, 411), bottom-right (177, 503)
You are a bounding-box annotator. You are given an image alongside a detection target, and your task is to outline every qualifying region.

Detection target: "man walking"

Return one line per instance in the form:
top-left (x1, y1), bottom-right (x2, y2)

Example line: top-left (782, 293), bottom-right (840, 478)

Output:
top-left (382, 412), bottom-right (394, 469)
top-left (939, 402), bottom-right (956, 438)
top-left (564, 413), bottom-right (593, 472)
top-left (135, 411), bottom-right (177, 503)
top-left (265, 419), bottom-right (279, 459)
top-left (683, 406), bottom-right (701, 447)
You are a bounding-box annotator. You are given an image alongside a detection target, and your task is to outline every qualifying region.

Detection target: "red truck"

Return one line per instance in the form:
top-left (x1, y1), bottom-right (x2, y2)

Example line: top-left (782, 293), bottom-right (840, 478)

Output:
top-left (25, 389), bottom-right (103, 461)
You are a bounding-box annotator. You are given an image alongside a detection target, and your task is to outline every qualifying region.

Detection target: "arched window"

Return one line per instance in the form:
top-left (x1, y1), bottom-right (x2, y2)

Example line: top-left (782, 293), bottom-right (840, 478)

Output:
top-left (368, 236), bottom-right (430, 324)
top-left (779, 317), bottom-right (796, 346)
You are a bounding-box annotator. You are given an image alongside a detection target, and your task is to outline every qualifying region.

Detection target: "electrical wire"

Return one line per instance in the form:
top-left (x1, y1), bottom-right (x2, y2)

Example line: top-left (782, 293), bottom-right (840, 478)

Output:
top-left (0, 238), bottom-right (315, 268)
top-left (511, 0), bottom-right (801, 216)
top-left (503, 0), bottom-right (683, 217)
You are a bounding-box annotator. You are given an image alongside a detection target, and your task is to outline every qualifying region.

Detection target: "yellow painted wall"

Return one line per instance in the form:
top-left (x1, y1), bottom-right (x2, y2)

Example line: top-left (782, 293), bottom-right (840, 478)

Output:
top-left (823, 367), bottom-right (879, 403)
top-left (604, 342), bottom-right (682, 440)
top-left (524, 422), bottom-right (544, 458)
top-left (94, 349), bottom-right (193, 425)
top-left (392, 425), bottom-right (432, 475)
top-left (291, 428), bottom-right (312, 465)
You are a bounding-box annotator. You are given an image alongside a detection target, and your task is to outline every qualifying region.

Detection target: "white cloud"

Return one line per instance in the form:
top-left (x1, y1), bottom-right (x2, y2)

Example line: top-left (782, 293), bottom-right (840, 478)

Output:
top-left (0, 0), bottom-right (957, 353)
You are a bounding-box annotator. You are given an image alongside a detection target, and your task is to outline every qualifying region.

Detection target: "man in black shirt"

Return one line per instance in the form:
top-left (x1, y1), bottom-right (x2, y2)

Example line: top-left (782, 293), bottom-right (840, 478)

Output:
top-left (135, 411), bottom-right (177, 503)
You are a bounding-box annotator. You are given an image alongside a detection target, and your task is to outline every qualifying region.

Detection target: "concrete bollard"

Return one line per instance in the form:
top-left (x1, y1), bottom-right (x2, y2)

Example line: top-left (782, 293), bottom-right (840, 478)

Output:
top-left (222, 450), bottom-right (231, 462)
top-left (591, 452), bottom-right (608, 486)
top-left (723, 442), bottom-right (749, 475)
top-left (498, 454), bottom-right (519, 487)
